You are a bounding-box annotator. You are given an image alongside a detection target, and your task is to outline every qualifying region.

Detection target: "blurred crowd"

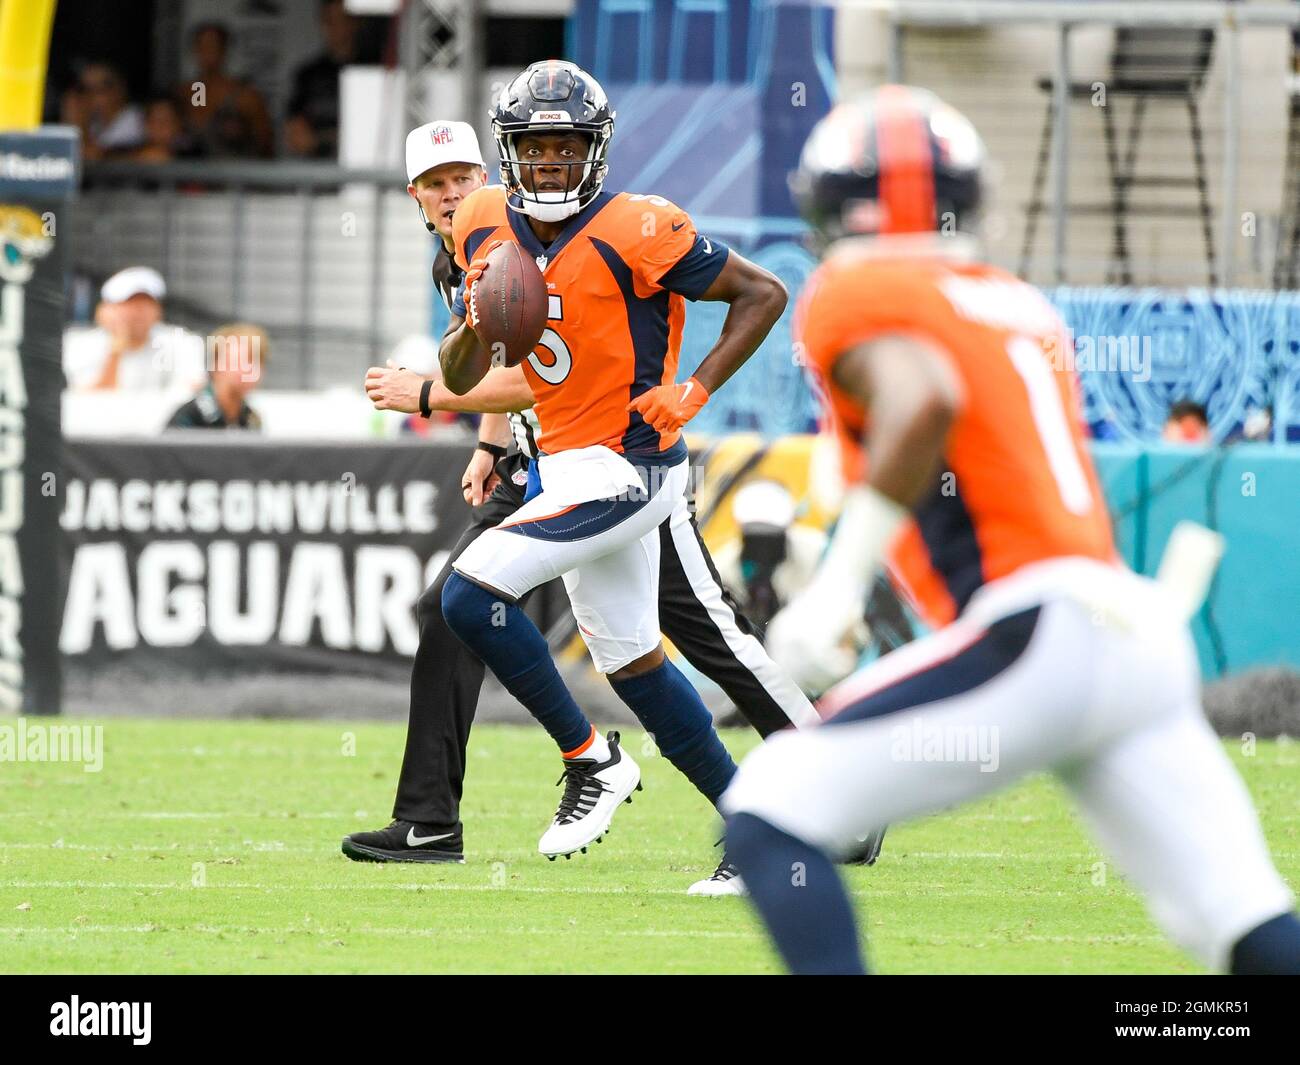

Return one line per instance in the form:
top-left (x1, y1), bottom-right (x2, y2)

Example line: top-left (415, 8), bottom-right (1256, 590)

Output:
top-left (64, 265), bottom-right (267, 432)
top-left (65, 262), bottom-right (1273, 446)
top-left (61, 263), bottom-right (476, 438)
top-left (59, 0), bottom-right (364, 164)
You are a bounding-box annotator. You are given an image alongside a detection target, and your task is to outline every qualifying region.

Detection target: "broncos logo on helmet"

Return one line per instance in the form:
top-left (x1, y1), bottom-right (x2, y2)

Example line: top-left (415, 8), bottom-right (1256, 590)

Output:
top-left (490, 59), bottom-right (615, 223)
top-left (791, 85), bottom-right (985, 245)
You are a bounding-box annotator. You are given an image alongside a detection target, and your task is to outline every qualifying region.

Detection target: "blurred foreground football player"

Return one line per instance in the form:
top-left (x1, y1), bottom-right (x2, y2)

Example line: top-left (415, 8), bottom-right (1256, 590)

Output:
top-left (723, 86), bottom-right (1300, 974)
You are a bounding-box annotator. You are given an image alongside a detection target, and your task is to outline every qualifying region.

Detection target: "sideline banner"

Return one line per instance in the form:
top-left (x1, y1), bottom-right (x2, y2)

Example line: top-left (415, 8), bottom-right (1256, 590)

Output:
top-left (1, 127), bottom-right (79, 713)
top-left (60, 437), bottom-right (473, 679)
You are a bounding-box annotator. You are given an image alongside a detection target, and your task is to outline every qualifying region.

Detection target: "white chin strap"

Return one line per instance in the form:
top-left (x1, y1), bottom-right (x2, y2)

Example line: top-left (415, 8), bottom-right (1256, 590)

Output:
top-left (517, 191), bottom-right (583, 223)
top-left (507, 133), bottom-right (597, 222)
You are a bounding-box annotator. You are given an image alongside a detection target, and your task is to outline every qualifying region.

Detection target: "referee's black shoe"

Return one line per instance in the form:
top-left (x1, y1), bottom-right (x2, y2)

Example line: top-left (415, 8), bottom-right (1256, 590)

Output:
top-left (342, 820), bottom-right (465, 864)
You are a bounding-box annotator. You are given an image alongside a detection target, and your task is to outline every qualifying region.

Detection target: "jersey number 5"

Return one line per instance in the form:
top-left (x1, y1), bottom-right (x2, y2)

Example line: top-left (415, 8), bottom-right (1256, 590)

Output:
top-left (527, 294), bottom-right (571, 385)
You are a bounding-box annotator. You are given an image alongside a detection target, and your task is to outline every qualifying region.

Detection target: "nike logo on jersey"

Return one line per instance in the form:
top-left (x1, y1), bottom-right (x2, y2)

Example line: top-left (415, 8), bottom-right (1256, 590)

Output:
top-left (671, 221), bottom-right (685, 231)
top-left (407, 828), bottom-right (455, 846)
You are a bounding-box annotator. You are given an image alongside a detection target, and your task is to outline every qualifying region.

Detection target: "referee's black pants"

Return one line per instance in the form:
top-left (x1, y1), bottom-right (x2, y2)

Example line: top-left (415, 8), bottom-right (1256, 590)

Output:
top-left (392, 453), bottom-right (813, 833)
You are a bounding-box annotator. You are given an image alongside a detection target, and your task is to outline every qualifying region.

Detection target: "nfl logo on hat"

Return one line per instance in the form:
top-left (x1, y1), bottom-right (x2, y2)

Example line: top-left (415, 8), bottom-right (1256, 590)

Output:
top-left (405, 119), bottom-right (485, 183)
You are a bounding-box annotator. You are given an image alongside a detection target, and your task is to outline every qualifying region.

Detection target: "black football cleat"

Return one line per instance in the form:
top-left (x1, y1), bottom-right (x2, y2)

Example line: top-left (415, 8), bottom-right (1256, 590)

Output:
top-left (843, 826), bottom-right (887, 866)
top-left (342, 820), bottom-right (465, 864)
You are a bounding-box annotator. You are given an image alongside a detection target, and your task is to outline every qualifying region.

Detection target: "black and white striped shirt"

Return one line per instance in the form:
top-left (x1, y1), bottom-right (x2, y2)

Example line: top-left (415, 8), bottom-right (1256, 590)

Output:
top-left (431, 242), bottom-right (463, 311)
top-left (434, 242), bottom-right (539, 460)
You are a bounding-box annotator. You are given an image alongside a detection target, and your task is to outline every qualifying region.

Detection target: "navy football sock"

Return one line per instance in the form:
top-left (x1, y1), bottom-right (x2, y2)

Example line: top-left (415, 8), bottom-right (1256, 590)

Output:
top-left (726, 812), bottom-right (866, 975)
top-left (1229, 911), bottom-right (1300, 975)
top-left (441, 572), bottom-right (592, 753)
top-left (608, 657), bottom-right (736, 804)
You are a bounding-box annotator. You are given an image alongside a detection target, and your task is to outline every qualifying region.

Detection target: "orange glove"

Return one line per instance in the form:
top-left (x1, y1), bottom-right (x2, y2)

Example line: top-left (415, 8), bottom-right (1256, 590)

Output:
top-left (626, 377), bottom-right (710, 435)
top-left (462, 239), bottom-right (503, 329)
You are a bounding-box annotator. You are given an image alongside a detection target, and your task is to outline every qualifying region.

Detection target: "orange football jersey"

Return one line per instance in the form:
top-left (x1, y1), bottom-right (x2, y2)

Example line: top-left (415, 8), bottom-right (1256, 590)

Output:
top-left (797, 245), bottom-right (1115, 628)
top-left (452, 185), bottom-right (726, 455)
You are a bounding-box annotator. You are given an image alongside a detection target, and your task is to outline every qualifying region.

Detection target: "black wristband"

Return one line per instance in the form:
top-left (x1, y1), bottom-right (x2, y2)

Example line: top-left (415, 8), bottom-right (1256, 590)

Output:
top-left (476, 441), bottom-right (508, 460)
top-left (419, 379), bottom-right (433, 419)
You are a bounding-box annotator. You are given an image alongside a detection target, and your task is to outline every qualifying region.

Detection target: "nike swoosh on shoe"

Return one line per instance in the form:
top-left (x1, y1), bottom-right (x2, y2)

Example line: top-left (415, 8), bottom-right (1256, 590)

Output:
top-left (407, 828), bottom-right (456, 846)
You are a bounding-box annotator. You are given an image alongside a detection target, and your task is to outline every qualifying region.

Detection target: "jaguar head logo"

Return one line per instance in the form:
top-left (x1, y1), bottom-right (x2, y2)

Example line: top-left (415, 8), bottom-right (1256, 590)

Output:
top-left (0, 206), bottom-right (53, 285)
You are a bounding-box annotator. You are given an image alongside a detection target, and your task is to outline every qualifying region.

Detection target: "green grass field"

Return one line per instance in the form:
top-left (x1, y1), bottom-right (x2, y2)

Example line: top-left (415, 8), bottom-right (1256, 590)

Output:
top-left (1, 718), bottom-right (1295, 974)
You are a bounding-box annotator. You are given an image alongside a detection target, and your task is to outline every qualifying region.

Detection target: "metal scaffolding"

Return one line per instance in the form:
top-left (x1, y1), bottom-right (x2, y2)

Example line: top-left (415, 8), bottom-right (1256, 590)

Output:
top-left (399, 0), bottom-right (485, 132)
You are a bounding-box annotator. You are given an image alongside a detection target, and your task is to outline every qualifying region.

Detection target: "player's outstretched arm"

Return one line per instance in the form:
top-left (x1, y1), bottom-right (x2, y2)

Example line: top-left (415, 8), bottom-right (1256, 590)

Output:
top-left (690, 251), bottom-right (787, 394)
top-left (452, 365), bottom-right (535, 413)
top-left (365, 362), bottom-right (533, 415)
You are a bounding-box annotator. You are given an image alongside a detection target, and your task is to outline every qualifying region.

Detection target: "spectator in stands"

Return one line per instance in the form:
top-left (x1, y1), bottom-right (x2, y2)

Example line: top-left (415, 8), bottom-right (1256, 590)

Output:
top-left (285, 0), bottom-right (359, 159)
top-left (167, 323), bottom-right (268, 430)
top-left (1242, 405), bottom-right (1274, 443)
top-left (62, 61), bottom-right (145, 160)
top-left (175, 22), bottom-right (273, 159)
top-left (63, 267), bottom-right (207, 392)
top-left (1162, 398), bottom-right (1212, 444)
top-left (130, 97), bottom-right (200, 163)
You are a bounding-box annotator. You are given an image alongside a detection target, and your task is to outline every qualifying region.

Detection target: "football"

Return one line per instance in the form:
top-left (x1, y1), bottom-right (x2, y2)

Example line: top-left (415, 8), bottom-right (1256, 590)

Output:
top-left (469, 241), bottom-right (549, 367)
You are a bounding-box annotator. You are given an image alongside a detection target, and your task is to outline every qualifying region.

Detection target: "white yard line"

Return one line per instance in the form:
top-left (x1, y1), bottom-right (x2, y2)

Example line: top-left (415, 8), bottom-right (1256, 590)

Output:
top-left (0, 843), bottom-right (1115, 860)
top-left (0, 924), bottom-right (1165, 944)
top-left (0, 923), bottom-right (758, 940)
top-left (0, 879), bottom-right (1102, 899)
top-left (0, 879), bottom-right (685, 895)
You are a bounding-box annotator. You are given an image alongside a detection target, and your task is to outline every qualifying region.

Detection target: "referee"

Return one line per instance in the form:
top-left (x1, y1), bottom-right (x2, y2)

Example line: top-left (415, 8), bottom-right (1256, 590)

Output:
top-left (347, 120), bottom-right (832, 894)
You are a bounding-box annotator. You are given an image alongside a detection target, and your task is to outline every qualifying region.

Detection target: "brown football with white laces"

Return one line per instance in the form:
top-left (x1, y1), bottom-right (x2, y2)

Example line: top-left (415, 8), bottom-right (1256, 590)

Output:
top-left (468, 241), bottom-right (548, 367)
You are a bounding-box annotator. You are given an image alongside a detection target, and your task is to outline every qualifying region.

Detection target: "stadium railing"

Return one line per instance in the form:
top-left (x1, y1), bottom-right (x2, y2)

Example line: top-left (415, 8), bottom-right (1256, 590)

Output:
top-left (73, 161), bottom-right (421, 392)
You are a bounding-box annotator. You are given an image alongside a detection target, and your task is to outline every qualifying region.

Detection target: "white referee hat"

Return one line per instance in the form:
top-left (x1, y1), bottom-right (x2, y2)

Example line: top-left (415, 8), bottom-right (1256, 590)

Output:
top-left (405, 121), bottom-right (486, 184)
top-left (100, 266), bottom-right (165, 304)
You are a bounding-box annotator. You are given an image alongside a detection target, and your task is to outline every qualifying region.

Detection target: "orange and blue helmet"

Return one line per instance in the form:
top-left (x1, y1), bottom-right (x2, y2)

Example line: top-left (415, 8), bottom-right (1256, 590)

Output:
top-left (791, 85), bottom-right (985, 244)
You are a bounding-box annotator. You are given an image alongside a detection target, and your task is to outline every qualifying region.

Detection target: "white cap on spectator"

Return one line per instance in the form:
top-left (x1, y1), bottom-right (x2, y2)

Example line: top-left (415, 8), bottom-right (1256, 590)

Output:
top-left (405, 121), bottom-right (486, 184)
top-left (101, 266), bottom-right (165, 304)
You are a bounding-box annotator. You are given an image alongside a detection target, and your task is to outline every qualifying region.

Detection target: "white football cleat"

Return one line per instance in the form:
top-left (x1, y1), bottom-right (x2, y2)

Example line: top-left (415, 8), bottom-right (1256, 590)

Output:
top-left (687, 857), bottom-right (746, 896)
top-left (539, 731), bottom-right (641, 860)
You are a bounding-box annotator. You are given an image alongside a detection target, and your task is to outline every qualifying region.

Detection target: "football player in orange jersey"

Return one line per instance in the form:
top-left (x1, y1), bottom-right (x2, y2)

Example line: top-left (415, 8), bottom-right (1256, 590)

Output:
top-left (347, 118), bottom-right (826, 891)
top-left (436, 62), bottom-right (792, 863)
top-left (722, 87), bottom-right (1299, 974)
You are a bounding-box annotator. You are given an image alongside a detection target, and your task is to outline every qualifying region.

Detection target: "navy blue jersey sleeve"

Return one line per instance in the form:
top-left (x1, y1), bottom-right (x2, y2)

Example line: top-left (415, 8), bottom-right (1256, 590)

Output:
top-left (657, 233), bottom-right (730, 301)
top-left (450, 281), bottom-right (467, 320)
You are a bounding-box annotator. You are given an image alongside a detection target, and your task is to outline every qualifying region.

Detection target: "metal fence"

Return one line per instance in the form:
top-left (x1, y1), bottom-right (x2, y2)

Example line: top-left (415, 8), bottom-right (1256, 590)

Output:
top-left (855, 0), bottom-right (1300, 289)
top-left (70, 161), bottom-right (428, 391)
